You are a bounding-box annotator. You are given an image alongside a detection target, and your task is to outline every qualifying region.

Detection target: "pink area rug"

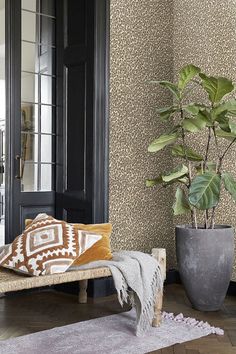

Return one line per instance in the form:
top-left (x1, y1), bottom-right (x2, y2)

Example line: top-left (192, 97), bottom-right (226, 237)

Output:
top-left (0, 309), bottom-right (223, 354)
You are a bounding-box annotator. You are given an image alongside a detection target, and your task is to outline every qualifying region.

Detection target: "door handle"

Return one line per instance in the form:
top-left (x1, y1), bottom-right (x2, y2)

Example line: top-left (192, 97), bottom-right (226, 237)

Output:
top-left (15, 155), bottom-right (24, 179)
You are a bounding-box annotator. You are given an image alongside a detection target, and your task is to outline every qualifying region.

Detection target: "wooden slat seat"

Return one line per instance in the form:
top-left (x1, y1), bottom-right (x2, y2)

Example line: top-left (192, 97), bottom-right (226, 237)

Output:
top-left (0, 266), bottom-right (112, 293)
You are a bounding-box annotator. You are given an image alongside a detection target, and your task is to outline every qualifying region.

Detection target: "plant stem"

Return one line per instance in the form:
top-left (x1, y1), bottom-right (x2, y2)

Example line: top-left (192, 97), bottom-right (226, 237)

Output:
top-left (204, 210), bottom-right (209, 229)
top-left (211, 125), bottom-right (221, 229)
top-left (188, 160), bottom-right (197, 229)
top-left (202, 128), bottom-right (212, 228)
top-left (212, 125), bottom-right (221, 173)
top-left (180, 103), bottom-right (197, 229)
top-left (210, 207), bottom-right (216, 229)
top-left (218, 137), bottom-right (236, 173)
top-left (203, 127), bottom-right (211, 172)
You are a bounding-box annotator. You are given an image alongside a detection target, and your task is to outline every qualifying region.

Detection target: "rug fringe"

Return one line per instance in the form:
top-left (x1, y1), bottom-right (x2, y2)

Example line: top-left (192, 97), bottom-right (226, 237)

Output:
top-left (162, 311), bottom-right (224, 336)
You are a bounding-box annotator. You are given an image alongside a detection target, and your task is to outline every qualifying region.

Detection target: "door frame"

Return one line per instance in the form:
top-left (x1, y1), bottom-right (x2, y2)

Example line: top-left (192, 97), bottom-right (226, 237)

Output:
top-left (5, 0), bottom-right (21, 243)
top-left (93, 0), bottom-right (110, 223)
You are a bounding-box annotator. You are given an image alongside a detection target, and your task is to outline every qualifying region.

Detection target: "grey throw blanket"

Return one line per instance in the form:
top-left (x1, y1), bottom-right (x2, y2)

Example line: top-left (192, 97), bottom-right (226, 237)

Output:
top-left (69, 251), bottom-right (164, 336)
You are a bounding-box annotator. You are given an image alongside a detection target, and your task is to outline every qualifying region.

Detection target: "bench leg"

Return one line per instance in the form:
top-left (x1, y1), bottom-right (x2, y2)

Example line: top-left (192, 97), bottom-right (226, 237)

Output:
top-left (78, 279), bottom-right (88, 304)
top-left (152, 289), bottom-right (163, 327)
top-left (151, 248), bottom-right (166, 327)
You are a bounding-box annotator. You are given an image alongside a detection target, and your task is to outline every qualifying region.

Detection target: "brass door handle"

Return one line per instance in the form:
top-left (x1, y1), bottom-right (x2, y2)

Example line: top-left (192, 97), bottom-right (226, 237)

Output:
top-left (15, 155), bottom-right (24, 179)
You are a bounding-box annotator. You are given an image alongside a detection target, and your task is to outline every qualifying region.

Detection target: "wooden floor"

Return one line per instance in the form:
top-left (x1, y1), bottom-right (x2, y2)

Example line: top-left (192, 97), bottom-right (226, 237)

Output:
top-left (0, 284), bottom-right (235, 353)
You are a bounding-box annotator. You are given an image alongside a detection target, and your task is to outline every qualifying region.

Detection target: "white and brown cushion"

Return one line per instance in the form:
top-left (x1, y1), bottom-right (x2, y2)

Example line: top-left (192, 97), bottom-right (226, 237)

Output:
top-left (0, 214), bottom-right (102, 276)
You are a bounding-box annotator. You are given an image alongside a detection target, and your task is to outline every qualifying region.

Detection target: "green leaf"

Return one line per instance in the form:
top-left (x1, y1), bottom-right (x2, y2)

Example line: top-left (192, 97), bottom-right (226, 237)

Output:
top-left (162, 164), bottom-right (188, 183)
top-left (194, 162), bottom-right (216, 175)
top-left (222, 172), bottom-right (236, 202)
top-left (178, 176), bottom-right (189, 184)
top-left (178, 64), bottom-right (201, 91)
top-left (195, 164), bottom-right (203, 175)
top-left (189, 172), bottom-right (221, 210)
top-left (229, 120), bottom-right (236, 134)
top-left (171, 144), bottom-right (203, 161)
top-left (155, 106), bottom-right (177, 121)
top-left (146, 176), bottom-right (163, 187)
top-left (150, 80), bottom-right (180, 100)
top-left (148, 133), bottom-right (179, 152)
top-left (168, 125), bottom-right (182, 134)
top-left (183, 104), bottom-right (200, 115)
top-left (213, 99), bottom-right (236, 117)
top-left (172, 187), bottom-right (191, 215)
top-left (215, 129), bottom-right (236, 140)
top-left (198, 110), bottom-right (213, 126)
top-left (182, 115), bottom-right (207, 132)
top-left (199, 73), bottom-right (234, 104)
top-left (215, 112), bottom-right (230, 131)
top-left (206, 161), bottom-right (217, 172)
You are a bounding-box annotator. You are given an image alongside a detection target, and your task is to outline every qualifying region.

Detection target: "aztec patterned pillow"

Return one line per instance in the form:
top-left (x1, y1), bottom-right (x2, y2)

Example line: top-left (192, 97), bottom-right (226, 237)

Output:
top-left (0, 214), bottom-right (102, 276)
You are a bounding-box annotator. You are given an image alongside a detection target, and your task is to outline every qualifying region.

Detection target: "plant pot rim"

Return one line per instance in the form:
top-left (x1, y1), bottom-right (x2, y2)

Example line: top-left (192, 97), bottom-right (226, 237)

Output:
top-left (176, 224), bottom-right (233, 230)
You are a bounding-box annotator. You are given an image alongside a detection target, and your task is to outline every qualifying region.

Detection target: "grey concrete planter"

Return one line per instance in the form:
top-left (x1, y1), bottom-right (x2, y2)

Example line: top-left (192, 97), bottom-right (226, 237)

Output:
top-left (175, 225), bottom-right (235, 311)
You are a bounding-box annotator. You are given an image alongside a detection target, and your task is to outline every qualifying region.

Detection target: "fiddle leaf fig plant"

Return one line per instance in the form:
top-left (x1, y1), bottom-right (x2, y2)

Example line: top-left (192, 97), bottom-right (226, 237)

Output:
top-left (146, 64), bottom-right (236, 228)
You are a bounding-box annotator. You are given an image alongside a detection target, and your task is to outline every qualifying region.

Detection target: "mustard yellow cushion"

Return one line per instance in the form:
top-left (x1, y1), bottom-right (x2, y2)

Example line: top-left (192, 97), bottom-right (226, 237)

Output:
top-left (71, 223), bottom-right (112, 266)
top-left (25, 219), bottom-right (113, 266)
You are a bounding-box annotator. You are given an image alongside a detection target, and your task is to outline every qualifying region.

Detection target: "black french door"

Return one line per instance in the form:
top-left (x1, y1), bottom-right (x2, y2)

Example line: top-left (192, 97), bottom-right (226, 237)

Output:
top-left (5, 0), bottom-right (109, 243)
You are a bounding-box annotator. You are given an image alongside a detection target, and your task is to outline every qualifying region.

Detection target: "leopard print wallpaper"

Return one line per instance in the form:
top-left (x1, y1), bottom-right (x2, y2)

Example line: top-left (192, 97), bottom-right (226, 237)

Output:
top-left (109, 0), bottom-right (176, 269)
top-left (109, 0), bottom-right (236, 279)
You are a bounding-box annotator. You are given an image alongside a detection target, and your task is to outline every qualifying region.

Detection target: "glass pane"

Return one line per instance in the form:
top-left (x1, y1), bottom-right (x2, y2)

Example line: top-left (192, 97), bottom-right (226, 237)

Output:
top-left (21, 132), bottom-right (38, 163)
top-left (40, 15), bottom-right (55, 46)
top-left (40, 164), bottom-right (52, 191)
top-left (22, 0), bottom-right (36, 12)
top-left (41, 0), bottom-right (55, 17)
top-left (41, 105), bottom-right (52, 133)
top-left (22, 41), bottom-right (39, 73)
top-left (21, 163), bottom-right (38, 192)
top-left (21, 104), bottom-right (38, 133)
top-left (41, 135), bottom-right (52, 163)
top-left (0, 0), bottom-right (5, 245)
top-left (39, 46), bottom-right (55, 75)
top-left (21, 73), bottom-right (38, 103)
top-left (40, 75), bottom-right (54, 104)
top-left (22, 10), bottom-right (37, 43)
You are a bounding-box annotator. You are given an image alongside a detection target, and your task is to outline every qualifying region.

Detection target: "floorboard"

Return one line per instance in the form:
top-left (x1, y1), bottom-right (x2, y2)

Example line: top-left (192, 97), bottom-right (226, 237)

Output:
top-left (0, 284), bottom-right (235, 353)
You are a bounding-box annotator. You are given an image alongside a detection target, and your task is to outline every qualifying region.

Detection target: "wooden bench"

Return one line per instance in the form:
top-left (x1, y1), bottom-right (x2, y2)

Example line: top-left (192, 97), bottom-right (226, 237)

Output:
top-left (0, 248), bottom-right (166, 327)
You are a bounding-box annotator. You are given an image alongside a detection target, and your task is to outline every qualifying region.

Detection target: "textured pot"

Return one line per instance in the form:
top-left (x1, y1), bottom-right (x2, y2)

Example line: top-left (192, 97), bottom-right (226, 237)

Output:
top-left (176, 225), bottom-right (235, 311)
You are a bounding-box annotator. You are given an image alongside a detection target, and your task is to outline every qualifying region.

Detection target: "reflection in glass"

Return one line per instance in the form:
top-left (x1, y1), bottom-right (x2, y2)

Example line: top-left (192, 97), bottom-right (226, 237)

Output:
top-left (41, 105), bottom-right (52, 133)
top-left (0, 0), bottom-right (5, 245)
top-left (41, 164), bottom-right (52, 191)
top-left (21, 132), bottom-right (38, 163)
top-left (22, 41), bottom-right (39, 73)
top-left (22, 11), bottom-right (37, 43)
top-left (21, 73), bottom-right (38, 103)
top-left (22, 0), bottom-right (36, 12)
top-left (40, 16), bottom-right (55, 46)
top-left (21, 104), bottom-right (38, 133)
top-left (21, 163), bottom-right (38, 192)
top-left (40, 0), bottom-right (55, 17)
top-left (41, 135), bottom-right (52, 163)
top-left (41, 75), bottom-right (54, 104)
top-left (39, 46), bottom-right (55, 75)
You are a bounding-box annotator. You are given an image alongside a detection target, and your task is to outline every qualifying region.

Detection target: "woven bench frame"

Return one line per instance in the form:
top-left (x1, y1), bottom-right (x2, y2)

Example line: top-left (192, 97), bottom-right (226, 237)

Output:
top-left (0, 248), bottom-right (166, 327)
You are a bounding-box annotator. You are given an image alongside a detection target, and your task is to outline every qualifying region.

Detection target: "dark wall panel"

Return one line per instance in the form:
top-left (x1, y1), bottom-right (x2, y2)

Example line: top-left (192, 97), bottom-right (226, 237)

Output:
top-left (67, 0), bottom-right (86, 46)
top-left (67, 64), bottom-right (85, 192)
